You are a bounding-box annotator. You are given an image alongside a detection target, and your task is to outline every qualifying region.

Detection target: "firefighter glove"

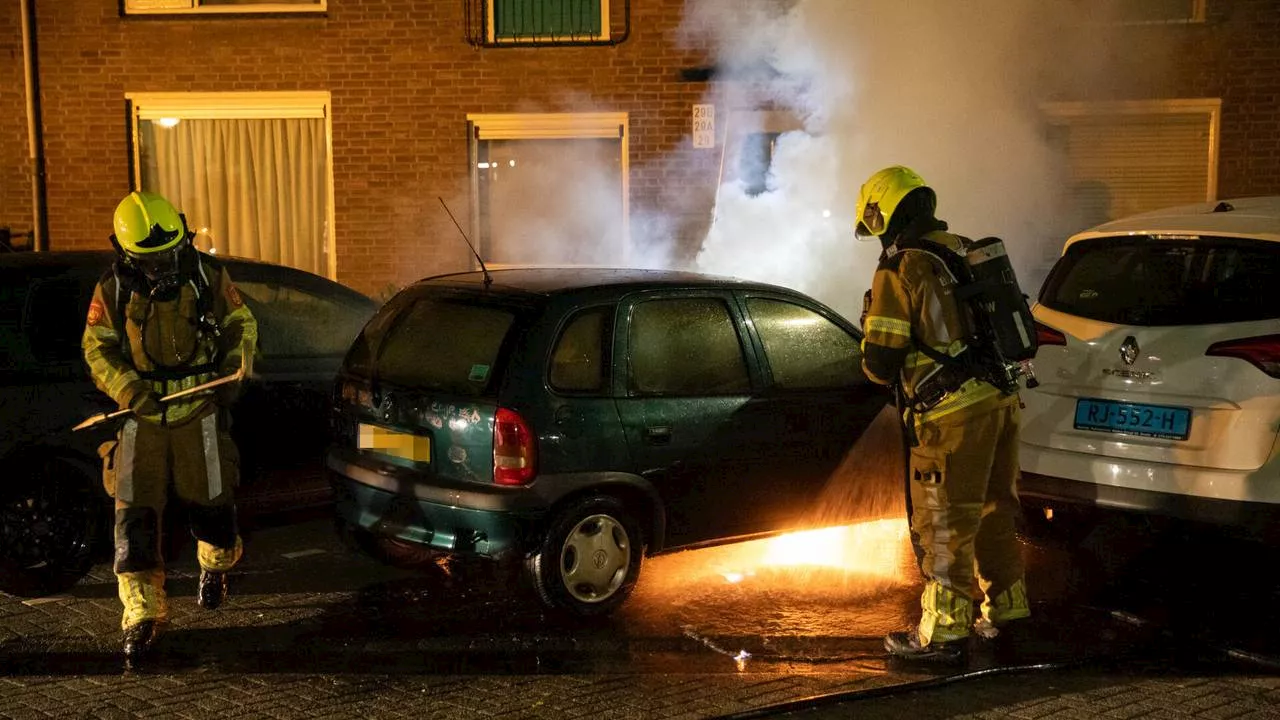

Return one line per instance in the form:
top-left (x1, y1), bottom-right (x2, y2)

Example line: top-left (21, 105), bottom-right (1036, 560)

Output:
top-left (128, 390), bottom-right (163, 417)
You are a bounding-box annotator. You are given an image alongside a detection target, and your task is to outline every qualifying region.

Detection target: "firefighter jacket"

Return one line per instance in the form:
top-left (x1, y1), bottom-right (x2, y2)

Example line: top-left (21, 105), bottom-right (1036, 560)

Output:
top-left (861, 229), bottom-right (1009, 424)
top-left (82, 254), bottom-right (258, 427)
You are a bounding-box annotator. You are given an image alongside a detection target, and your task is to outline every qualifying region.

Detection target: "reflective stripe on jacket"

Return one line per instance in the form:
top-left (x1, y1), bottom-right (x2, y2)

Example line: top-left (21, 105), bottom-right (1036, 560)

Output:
top-left (83, 255), bottom-right (258, 426)
top-left (861, 230), bottom-right (1004, 423)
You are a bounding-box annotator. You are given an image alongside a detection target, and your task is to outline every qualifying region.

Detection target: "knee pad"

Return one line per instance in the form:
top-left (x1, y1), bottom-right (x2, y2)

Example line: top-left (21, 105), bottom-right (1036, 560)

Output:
top-left (114, 507), bottom-right (161, 574)
top-left (188, 503), bottom-right (239, 549)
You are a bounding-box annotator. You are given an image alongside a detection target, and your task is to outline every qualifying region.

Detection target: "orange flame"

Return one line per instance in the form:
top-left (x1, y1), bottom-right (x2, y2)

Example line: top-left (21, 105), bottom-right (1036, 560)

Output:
top-left (712, 519), bottom-right (911, 584)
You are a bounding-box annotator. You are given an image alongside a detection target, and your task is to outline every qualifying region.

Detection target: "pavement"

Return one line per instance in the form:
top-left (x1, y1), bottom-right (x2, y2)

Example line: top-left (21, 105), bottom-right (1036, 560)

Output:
top-left (1, 512), bottom-right (1277, 719)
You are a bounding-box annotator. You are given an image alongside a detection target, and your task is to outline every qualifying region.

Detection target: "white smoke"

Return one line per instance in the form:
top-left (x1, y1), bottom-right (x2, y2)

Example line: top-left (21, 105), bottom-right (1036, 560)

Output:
top-left (685, 0), bottom-right (1086, 320)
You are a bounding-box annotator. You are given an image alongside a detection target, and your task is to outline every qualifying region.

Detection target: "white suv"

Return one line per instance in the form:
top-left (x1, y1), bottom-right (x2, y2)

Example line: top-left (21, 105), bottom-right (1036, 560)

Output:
top-left (1020, 196), bottom-right (1280, 538)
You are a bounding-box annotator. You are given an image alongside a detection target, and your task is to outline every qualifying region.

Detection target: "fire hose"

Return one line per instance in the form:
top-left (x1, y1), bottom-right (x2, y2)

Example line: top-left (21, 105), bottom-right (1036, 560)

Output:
top-left (706, 602), bottom-right (1280, 720)
top-left (702, 393), bottom-right (1280, 717)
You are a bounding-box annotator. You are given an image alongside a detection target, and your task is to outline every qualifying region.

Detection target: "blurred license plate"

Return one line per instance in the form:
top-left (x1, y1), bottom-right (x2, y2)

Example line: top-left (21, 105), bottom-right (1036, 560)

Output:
top-left (1074, 399), bottom-right (1191, 441)
top-left (358, 424), bottom-right (431, 463)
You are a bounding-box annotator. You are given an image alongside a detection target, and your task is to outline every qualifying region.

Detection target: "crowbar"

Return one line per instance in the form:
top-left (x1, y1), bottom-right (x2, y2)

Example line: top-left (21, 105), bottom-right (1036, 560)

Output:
top-left (73, 365), bottom-right (245, 432)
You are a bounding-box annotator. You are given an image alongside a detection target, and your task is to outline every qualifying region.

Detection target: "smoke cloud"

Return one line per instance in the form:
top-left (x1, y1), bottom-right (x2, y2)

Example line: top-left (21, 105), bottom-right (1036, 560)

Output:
top-left (684, 0), bottom-right (1094, 320)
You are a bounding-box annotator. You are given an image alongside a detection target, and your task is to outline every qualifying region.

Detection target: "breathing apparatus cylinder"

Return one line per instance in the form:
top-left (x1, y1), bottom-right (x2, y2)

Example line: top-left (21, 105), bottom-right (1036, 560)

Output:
top-left (964, 237), bottom-right (1038, 363)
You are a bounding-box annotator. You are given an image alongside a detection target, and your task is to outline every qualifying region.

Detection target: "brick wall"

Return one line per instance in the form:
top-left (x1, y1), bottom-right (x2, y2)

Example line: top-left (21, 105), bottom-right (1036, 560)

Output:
top-left (1046, 0), bottom-right (1280, 200)
top-left (8, 0), bottom-right (1280, 295)
top-left (25, 0), bottom-right (719, 295)
top-left (0, 2), bottom-right (32, 246)
top-left (1186, 0), bottom-right (1280, 199)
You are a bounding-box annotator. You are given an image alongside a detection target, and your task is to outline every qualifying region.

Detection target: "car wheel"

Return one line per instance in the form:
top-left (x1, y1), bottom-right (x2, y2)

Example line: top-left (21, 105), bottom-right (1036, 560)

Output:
top-left (0, 455), bottom-right (102, 597)
top-left (527, 496), bottom-right (643, 617)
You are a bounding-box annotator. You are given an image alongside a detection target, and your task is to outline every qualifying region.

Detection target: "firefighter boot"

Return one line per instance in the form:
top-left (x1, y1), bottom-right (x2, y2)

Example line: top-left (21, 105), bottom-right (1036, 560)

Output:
top-left (884, 628), bottom-right (967, 664)
top-left (122, 619), bottom-right (160, 667)
top-left (197, 569), bottom-right (228, 610)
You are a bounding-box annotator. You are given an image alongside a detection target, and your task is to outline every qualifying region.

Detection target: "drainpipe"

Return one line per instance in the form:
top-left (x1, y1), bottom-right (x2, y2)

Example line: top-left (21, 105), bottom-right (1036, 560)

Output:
top-left (21, 0), bottom-right (49, 251)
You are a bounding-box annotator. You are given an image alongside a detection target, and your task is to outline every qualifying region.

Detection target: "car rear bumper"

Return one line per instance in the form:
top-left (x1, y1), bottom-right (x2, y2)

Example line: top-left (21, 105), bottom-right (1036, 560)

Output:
top-left (1021, 441), bottom-right (1280, 505)
top-left (326, 450), bottom-right (539, 560)
top-left (1019, 469), bottom-right (1280, 538)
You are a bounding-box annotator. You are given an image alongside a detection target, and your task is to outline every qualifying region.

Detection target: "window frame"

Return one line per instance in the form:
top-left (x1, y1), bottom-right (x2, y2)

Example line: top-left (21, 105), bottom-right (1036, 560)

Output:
top-left (124, 91), bottom-right (338, 280)
top-left (546, 304), bottom-right (615, 396)
top-left (122, 0), bottom-right (327, 16)
top-left (1081, 0), bottom-right (1207, 25)
top-left (466, 112), bottom-right (630, 269)
top-left (619, 292), bottom-right (756, 399)
top-left (485, 0), bottom-right (610, 44)
top-left (740, 294), bottom-right (867, 392)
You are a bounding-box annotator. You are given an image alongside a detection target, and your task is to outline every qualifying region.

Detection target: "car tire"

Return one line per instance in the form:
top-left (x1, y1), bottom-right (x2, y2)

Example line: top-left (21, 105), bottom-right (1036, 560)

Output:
top-left (526, 495), bottom-right (644, 617)
top-left (0, 455), bottom-right (102, 598)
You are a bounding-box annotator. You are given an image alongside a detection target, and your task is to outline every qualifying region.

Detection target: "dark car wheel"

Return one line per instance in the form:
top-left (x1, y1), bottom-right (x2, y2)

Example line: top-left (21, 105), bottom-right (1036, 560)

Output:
top-left (0, 455), bottom-right (102, 598)
top-left (527, 496), bottom-right (643, 617)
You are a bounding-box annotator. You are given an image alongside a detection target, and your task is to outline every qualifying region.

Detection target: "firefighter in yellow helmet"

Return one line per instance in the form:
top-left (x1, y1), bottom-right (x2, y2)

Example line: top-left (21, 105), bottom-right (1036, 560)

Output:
top-left (856, 166), bottom-right (1029, 662)
top-left (82, 191), bottom-right (257, 666)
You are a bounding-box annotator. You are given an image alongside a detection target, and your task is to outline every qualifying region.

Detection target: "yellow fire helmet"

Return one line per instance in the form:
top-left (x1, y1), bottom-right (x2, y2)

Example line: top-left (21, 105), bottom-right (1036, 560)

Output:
top-left (854, 165), bottom-right (930, 238)
top-left (111, 191), bottom-right (190, 256)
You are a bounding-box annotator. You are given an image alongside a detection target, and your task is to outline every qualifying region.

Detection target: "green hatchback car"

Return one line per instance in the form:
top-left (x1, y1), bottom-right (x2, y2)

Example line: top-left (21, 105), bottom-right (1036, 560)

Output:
top-left (328, 268), bottom-right (888, 616)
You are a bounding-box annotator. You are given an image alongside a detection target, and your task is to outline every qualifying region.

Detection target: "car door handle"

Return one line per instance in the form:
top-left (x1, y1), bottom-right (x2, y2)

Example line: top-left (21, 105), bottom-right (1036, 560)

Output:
top-left (645, 426), bottom-right (672, 445)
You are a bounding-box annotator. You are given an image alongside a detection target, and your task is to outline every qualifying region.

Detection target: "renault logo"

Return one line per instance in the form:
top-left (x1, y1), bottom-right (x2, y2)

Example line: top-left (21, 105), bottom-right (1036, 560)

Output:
top-left (1119, 336), bottom-right (1140, 366)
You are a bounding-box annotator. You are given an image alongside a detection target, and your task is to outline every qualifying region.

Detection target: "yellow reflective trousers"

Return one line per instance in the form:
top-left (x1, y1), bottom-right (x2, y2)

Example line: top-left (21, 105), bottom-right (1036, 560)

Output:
top-left (909, 395), bottom-right (1029, 644)
top-left (101, 407), bottom-right (243, 629)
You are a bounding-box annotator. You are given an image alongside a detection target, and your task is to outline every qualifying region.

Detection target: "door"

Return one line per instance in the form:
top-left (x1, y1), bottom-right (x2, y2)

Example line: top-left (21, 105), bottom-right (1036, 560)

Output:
top-left (613, 291), bottom-right (765, 547)
top-left (737, 294), bottom-right (890, 529)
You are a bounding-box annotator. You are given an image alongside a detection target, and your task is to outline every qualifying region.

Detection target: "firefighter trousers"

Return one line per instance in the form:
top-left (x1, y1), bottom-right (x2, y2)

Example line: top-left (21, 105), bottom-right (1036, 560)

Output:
top-left (99, 407), bottom-right (243, 629)
top-left (908, 397), bottom-right (1029, 644)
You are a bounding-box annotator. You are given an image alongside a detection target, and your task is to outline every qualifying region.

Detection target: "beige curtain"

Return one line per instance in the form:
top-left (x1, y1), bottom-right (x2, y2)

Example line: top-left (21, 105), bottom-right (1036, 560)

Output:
top-left (143, 117), bottom-right (327, 277)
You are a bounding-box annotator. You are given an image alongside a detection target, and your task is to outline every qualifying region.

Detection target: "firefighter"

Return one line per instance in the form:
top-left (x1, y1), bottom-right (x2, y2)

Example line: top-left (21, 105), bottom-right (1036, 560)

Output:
top-left (83, 190), bottom-right (258, 664)
top-left (855, 166), bottom-right (1029, 662)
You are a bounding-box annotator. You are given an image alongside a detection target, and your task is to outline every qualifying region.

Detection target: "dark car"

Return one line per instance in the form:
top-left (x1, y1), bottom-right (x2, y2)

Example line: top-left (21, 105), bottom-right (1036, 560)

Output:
top-left (0, 250), bottom-right (377, 597)
top-left (328, 268), bottom-right (889, 616)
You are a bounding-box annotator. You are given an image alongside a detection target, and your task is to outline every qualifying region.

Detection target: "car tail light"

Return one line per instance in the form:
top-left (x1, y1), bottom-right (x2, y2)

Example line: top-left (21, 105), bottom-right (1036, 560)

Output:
top-left (1035, 321), bottom-right (1067, 348)
top-left (1206, 334), bottom-right (1280, 378)
top-left (494, 407), bottom-right (536, 486)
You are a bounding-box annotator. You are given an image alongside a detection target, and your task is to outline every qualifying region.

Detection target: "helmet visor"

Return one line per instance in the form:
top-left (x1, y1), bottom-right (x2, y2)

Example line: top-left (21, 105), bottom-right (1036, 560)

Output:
top-left (134, 223), bottom-right (184, 252)
top-left (130, 245), bottom-right (182, 283)
top-left (857, 202), bottom-right (886, 238)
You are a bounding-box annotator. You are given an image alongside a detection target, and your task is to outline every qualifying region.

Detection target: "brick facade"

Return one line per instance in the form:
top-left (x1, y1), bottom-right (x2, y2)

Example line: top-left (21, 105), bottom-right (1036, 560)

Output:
top-left (6, 0), bottom-right (719, 294)
top-left (1, 1), bottom-right (1278, 294)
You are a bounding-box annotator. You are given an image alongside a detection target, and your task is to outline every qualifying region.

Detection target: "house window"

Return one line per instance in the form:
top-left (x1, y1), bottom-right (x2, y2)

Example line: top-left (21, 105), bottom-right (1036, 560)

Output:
top-left (491, 0), bottom-right (605, 41)
top-left (127, 92), bottom-right (336, 279)
top-left (467, 113), bottom-right (629, 268)
top-left (488, 0), bottom-right (607, 42)
top-left (1043, 99), bottom-right (1220, 227)
top-left (123, 0), bottom-right (325, 15)
top-left (723, 110), bottom-right (804, 197)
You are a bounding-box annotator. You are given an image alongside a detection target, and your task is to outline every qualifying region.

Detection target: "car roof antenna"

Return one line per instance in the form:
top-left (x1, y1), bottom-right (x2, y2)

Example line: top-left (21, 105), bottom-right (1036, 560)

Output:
top-left (438, 196), bottom-right (492, 287)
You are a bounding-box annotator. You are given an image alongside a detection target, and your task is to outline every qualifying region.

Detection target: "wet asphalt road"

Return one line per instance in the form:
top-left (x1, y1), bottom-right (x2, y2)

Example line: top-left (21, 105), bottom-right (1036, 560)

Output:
top-left (2, 501), bottom-right (1277, 718)
top-left (2, 404), bottom-right (1278, 717)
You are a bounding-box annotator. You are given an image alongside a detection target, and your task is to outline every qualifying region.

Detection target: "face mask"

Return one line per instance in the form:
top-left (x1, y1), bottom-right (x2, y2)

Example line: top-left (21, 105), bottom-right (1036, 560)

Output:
top-left (130, 246), bottom-right (183, 291)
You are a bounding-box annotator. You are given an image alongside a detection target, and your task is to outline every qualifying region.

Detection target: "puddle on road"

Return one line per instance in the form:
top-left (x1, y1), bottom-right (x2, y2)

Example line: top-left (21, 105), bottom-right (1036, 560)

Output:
top-left (627, 519), bottom-right (919, 640)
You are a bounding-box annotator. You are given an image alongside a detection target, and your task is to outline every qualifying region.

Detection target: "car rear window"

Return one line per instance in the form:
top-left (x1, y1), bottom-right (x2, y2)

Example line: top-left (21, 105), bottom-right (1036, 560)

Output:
top-left (344, 294), bottom-right (522, 397)
top-left (1039, 236), bottom-right (1280, 326)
